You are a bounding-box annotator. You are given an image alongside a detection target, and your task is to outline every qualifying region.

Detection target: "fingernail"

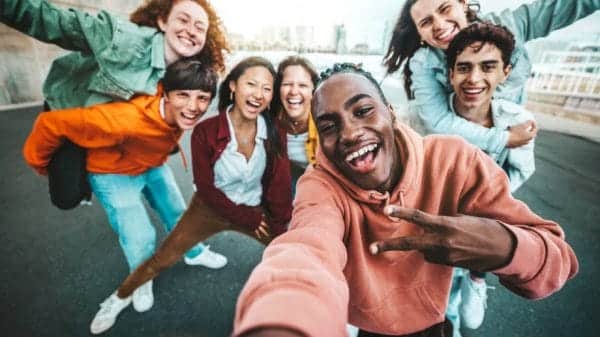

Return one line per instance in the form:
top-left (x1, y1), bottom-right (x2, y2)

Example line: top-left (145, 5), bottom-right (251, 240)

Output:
top-left (369, 243), bottom-right (379, 255)
top-left (383, 205), bottom-right (393, 215)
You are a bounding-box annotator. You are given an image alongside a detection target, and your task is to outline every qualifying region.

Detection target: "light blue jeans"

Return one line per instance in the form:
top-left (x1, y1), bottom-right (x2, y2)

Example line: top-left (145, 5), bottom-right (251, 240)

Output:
top-left (89, 164), bottom-right (205, 271)
top-left (446, 267), bottom-right (465, 337)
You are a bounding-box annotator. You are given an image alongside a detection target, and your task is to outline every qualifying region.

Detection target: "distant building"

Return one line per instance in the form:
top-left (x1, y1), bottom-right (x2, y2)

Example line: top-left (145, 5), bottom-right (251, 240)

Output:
top-left (350, 43), bottom-right (369, 55)
top-left (335, 24), bottom-right (348, 54)
top-left (527, 43), bottom-right (600, 124)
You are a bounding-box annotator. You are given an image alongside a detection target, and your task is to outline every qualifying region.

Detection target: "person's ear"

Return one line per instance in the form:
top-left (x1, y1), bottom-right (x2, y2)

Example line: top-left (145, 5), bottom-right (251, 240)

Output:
top-left (228, 81), bottom-right (236, 94)
top-left (501, 64), bottom-right (512, 83)
top-left (157, 16), bottom-right (167, 32)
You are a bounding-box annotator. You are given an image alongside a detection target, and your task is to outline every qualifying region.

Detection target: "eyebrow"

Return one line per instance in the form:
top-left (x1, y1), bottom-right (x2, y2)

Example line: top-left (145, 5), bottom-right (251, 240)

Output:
top-left (418, 1), bottom-right (450, 25)
top-left (344, 93), bottom-right (371, 110)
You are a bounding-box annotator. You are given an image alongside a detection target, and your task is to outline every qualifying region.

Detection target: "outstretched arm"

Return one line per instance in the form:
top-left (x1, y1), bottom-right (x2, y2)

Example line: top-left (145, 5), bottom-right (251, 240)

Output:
top-left (23, 102), bottom-right (129, 174)
top-left (488, 0), bottom-right (600, 43)
top-left (1, 0), bottom-right (115, 52)
top-left (233, 174), bottom-right (349, 337)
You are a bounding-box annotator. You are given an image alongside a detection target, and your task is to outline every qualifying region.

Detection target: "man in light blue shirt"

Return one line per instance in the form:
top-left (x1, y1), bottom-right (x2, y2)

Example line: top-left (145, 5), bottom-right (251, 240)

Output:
top-left (444, 21), bottom-right (537, 337)
top-left (446, 22), bottom-right (535, 193)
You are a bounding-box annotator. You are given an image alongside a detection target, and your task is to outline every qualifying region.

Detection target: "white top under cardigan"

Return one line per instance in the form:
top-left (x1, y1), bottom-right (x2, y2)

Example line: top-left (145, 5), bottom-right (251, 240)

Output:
top-left (213, 108), bottom-right (268, 206)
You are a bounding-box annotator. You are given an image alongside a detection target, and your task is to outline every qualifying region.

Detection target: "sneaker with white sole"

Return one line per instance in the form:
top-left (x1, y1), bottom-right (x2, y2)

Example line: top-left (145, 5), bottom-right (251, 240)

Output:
top-left (132, 280), bottom-right (154, 312)
top-left (90, 292), bottom-right (131, 335)
top-left (184, 245), bottom-right (227, 269)
top-left (459, 274), bottom-right (494, 329)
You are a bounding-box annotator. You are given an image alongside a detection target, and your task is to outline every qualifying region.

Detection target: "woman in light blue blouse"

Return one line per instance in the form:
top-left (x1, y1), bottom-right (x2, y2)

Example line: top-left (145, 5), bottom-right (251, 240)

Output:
top-left (383, 0), bottom-right (600, 336)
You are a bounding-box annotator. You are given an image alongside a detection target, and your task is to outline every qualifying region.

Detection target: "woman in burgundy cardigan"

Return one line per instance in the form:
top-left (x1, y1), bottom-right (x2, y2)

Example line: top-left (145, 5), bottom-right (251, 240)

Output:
top-left (91, 56), bottom-right (292, 332)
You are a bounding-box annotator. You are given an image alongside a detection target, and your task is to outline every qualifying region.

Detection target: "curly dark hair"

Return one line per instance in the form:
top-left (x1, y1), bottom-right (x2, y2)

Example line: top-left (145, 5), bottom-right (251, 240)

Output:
top-left (317, 62), bottom-right (389, 106)
top-left (382, 0), bottom-right (480, 98)
top-left (130, 0), bottom-right (229, 73)
top-left (445, 22), bottom-right (515, 70)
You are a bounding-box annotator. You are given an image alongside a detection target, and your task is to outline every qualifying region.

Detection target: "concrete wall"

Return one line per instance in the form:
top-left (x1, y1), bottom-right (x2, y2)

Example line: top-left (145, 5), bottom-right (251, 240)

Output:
top-left (0, 0), bottom-right (141, 105)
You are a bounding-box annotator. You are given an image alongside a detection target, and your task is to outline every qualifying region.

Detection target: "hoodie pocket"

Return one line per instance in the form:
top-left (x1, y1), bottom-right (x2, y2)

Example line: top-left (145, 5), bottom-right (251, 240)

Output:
top-left (350, 284), bottom-right (444, 332)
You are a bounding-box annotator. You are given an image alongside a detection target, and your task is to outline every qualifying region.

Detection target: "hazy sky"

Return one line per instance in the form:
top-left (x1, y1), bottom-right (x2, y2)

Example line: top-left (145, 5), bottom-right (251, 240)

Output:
top-left (212, 0), bottom-right (600, 48)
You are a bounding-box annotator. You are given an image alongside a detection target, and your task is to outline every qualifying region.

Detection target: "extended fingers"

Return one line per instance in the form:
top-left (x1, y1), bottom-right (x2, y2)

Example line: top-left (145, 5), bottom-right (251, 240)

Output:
top-left (370, 234), bottom-right (438, 255)
top-left (384, 205), bottom-right (453, 231)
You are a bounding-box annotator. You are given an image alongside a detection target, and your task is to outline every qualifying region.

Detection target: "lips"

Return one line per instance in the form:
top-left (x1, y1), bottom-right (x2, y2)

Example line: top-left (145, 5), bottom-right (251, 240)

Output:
top-left (344, 143), bottom-right (380, 173)
top-left (461, 87), bottom-right (486, 100)
top-left (177, 34), bottom-right (196, 47)
top-left (435, 25), bottom-right (458, 44)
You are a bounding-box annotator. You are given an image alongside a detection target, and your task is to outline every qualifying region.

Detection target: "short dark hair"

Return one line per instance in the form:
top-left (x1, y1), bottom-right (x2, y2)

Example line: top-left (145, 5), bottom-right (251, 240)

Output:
top-left (316, 62), bottom-right (389, 106)
top-left (162, 58), bottom-right (218, 99)
top-left (446, 22), bottom-right (515, 70)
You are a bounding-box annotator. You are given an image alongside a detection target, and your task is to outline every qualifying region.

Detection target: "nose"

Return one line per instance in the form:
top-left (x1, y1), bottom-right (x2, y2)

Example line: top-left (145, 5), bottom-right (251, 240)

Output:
top-left (186, 97), bottom-right (199, 112)
top-left (432, 15), bottom-right (443, 31)
top-left (289, 84), bottom-right (300, 95)
top-left (467, 67), bottom-right (483, 83)
top-left (339, 121), bottom-right (364, 147)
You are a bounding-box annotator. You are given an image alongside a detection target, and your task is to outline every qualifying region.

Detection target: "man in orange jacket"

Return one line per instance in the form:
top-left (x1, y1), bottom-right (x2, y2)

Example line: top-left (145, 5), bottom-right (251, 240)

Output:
top-left (23, 59), bottom-right (227, 334)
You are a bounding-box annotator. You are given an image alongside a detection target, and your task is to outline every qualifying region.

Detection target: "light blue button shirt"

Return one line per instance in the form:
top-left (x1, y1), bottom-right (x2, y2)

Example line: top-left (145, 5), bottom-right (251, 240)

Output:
top-left (213, 110), bottom-right (267, 206)
top-left (408, 0), bottom-right (600, 154)
top-left (448, 94), bottom-right (536, 192)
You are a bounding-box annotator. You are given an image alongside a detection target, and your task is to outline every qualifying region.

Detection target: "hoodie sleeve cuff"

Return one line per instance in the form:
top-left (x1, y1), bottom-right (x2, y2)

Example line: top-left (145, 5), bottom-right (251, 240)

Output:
top-left (492, 221), bottom-right (546, 280)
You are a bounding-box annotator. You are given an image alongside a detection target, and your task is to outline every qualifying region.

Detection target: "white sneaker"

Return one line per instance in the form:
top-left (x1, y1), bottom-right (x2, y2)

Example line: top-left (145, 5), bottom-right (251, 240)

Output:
top-left (459, 275), bottom-right (493, 329)
top-left (132, 280), bottom-right (154, 312)
top-left (90, 292), bottom-right (131, 335)
top-left (183, 245), bottom-right (228, 269)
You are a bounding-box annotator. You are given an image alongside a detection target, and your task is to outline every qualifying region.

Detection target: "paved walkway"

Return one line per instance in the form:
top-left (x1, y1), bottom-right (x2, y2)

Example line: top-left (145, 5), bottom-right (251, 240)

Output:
top-left (1, 106), bottom-right (598, 337)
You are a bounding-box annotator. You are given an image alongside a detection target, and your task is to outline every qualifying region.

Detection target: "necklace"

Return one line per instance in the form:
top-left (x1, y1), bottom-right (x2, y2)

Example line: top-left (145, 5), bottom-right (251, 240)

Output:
top-left (285, 115), bottom-right (308, 135)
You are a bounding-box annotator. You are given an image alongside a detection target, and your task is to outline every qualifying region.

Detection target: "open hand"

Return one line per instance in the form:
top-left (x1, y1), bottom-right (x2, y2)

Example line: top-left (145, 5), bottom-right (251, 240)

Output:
top-left (254, 217), bottom-right (271, 241)
top-left (369, 205), bottom-right (516, 271)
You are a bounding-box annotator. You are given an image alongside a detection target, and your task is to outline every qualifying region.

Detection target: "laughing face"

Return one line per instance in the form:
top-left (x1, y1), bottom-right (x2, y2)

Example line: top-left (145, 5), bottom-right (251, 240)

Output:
top-left (280, 65), bottom-right (314, 122)
top-left (158, 0), bottom-right (209, 63)
top-left (163, 89), bottom-right (213, 130)
top-left (411, 0), bottom-right (469, 50)
top-left (229, 66), bottom-right (274, 121)
top-left (449, 42), bottom-right (511, 114)
top-left (313, 73), bottom-right (400, 192)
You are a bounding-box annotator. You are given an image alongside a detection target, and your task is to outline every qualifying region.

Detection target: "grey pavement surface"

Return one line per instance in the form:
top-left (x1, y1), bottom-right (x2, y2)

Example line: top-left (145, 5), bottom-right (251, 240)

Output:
top-left (1, 105), bottom-right (599, 337)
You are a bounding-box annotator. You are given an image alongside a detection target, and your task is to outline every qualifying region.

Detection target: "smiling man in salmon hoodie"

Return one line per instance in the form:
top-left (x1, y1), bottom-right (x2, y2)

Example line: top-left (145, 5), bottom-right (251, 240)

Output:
top-left (232, 63), bottom-right (578, 337)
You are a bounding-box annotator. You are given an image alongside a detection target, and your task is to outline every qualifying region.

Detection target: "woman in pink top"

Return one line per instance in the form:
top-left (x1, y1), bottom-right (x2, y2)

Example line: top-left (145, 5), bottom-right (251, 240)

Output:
top-left (232, 63), bottom-right (578, 337)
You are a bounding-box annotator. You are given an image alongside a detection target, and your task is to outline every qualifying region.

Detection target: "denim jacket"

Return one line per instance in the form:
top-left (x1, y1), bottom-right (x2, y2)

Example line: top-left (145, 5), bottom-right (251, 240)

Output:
top-left (448, 94), bottom-right (535, 192)
top-left (408, 0), bottom-right (600, 154)
top-left (1, 0), bottom-right (166, 109)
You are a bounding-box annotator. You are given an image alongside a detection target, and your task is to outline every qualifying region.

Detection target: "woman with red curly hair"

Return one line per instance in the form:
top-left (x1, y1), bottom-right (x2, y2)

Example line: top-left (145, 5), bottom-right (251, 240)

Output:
top-left (1, 0), bottom-right (229, 109)
top-left (1, 0), bottom-right (230, 329)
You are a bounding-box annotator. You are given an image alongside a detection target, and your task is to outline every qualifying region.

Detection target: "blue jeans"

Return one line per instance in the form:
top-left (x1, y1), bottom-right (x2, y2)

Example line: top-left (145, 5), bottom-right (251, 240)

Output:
top-left (89, 164), bottom-right (205, 271)
top-left (446, 267), bottom-right (464, 337)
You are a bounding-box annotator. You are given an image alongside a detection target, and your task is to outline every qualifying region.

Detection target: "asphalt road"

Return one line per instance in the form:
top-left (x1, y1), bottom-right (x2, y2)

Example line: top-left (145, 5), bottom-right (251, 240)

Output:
top-left (0, 105), bottom-right (598, 337)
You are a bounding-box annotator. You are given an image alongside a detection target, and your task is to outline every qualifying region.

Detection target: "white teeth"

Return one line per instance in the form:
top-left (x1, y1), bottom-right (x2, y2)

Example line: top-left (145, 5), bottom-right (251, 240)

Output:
top-left (436, 26), bottom-right (455, 40)
top-left (182, 112), bottom-right (198, 120)
top-left (345, 144), bottom-right (378, 162)
top-left (287, 98), bottom-right (302, 104)
top-left (248, 101), bottom-right (261, 108)
top-left (463, 88), bottom-right (484, 94)
top-left (178, 36), bottom-right (194, 46)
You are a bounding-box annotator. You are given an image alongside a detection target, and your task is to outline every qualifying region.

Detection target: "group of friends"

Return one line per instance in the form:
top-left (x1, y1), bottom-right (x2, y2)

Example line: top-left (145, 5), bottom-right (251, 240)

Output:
top-left (2, 0), bottom-right (597, 336)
